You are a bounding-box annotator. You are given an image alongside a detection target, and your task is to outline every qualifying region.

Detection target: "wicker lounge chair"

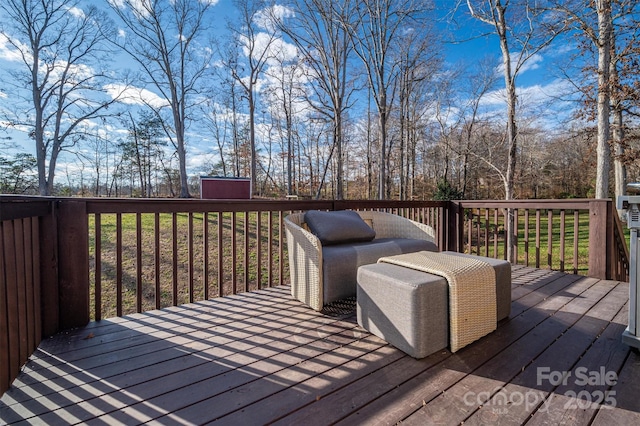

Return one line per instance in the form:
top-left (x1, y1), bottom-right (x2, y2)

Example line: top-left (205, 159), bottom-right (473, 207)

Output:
top-left (284, 210), bottom-right (438, 311)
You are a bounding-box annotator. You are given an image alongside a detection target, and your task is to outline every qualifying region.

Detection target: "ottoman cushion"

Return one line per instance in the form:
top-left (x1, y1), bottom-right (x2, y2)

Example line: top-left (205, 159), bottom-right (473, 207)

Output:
top-left (357, 263), bottom-right (449, 358)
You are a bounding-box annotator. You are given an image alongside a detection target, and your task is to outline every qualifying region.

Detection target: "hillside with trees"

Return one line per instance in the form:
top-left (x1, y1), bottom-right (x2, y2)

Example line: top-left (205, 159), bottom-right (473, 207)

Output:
top-left (0, 0), bottom-right (638, 200)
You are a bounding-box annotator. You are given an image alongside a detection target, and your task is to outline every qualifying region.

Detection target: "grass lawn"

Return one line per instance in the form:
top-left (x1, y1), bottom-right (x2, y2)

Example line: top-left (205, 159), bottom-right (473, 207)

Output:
top-left (88, 211), bottom-right (288, 319)
top-left (464, 209), bottom-right (593, 275)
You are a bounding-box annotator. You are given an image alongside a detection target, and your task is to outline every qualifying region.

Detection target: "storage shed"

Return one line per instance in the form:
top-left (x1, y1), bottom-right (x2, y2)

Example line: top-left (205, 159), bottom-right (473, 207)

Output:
top-left (199, 176), bottom-right (252, 199)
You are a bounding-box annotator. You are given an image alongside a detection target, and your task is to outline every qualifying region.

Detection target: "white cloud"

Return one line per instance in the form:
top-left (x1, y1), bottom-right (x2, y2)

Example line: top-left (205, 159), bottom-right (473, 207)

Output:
top-left (107, 0), bottom-right (125, 9)
top-left (517, 79), bottom-right (572, 104)
top-left (105, 83), bottom-right (169, 109)
top-left (475, 78), bottom-right (577, 129)
top-left (0, 34), bottom-right (26, 62)
top-left (239, 32), bottom-right (298, 68)
top-left (108, 0), bottom-right (151, 19)
top-left (66, 6), bottom-right (85, 19)
top-left (254, 5), bottom-right (294, 32)
top-left (1, 33), bottom-right (97, 82)
top-left (496, 52), bottom-right (545, 77)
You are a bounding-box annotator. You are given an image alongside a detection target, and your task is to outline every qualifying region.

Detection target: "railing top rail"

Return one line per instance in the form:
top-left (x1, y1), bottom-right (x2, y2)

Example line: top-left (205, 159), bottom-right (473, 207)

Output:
top-left (82, 198), bottom-right (448, 214)
top-left (0, 196), bottom-right (52, 221)
top-left (456, 199), bottom-right (601, 210)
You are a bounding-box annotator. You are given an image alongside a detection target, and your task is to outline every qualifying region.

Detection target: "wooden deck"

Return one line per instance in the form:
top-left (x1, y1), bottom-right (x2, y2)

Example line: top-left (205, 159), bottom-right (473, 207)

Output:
top-left (1, 266), bottom-right (639, 425)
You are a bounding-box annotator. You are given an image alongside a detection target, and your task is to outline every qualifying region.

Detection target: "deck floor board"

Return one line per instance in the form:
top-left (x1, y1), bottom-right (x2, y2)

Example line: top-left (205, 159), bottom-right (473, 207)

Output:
top-left (1, 267), bottom-right (637, 425)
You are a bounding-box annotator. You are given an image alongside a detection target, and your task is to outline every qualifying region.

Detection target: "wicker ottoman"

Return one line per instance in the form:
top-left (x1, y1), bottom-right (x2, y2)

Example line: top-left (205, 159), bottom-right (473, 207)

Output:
top-left (357, 253), bottom-right (511, 358)
top-left (442, 252), bottom-right (511, 322)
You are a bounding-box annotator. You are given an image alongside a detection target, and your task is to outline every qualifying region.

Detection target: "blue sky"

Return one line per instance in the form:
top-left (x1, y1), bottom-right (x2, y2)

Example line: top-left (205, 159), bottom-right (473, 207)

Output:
top-left (0, 0), bottom-right (582, 183)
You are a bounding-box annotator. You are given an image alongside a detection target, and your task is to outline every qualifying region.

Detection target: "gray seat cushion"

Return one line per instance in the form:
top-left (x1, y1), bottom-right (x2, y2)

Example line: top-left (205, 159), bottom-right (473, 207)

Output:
top-left (322, 238), bottom-right (438, 304)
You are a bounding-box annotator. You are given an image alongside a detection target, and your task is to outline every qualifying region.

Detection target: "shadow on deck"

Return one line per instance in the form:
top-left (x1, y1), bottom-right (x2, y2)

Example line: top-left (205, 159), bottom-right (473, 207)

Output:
top-left (1, 266), bottom-right (639, 425)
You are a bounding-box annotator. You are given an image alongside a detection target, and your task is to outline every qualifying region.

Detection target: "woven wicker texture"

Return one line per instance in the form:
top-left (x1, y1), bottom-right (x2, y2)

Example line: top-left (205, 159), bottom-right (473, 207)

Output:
top-left (285, 212), bottom-right (323, 311)
top-left (378, 251), bottom-right (496, 352)
top-left (284, 211), bottom-right (436, 311)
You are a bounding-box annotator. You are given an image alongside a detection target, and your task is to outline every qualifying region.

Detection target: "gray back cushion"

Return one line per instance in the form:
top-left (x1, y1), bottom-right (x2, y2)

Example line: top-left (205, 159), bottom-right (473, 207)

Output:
top-left (304, 210), bottom-right (376, 246)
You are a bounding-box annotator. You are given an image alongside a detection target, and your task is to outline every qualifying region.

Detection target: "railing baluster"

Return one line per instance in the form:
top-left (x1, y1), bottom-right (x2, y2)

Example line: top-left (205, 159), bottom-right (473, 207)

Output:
top-left (560, 210), bottom-right (566, 272)
top-left (95, 214), bottom-right (102, 321)
top-left (467, 209), bottom-right (472, 253)
top-left (188, 212), bottom-right (194, 303)
top-left (573, 211), bottom-right (579, 275)
top-left (502, 209), bottom-right (507, 261)
top-left (475, 209), bottom-right (481, 255)
top-left (13, 219), bottom-right (27, 364)
top-left (524, 209), bottom-right (530, 267)
top-left (172, 212), bottom-right (178, 306)
top-left (268, 211), bottom-right (273, 287)
top-left (536, 209), bottom-right (541, 268)
top-left (493, 209), bottom-right (499, 258)
top-left (232, 211), bottom-right (237, 295)
top-left (244, 212), bottom-right (249, 292)
top-left (548, 210), bottom-right (554, 269)
top-left (2, 220), bottom-right (19, 386)
top-left (23, 218), bottom-right (35, 354)
top-left (116, 213), bottom-right (123, 317)
top-left (257, 210), bottom-right (262, 289)
top-left (217, 212), bottom-right (223, 298)
top-left (514, 209), bottom-right (519, 264)
top-left (154, 213), bottom-right (160, 309)
top-left (203, 212), bottom-right (209, 300)
top-left (279, 211), bottom-right (284, 286)
top-left (136, 212), bottom-right (142, 313)
top-left (484, 208), bottom-right (489, 257)
top-left (30, 217), bottom-right (41, 346)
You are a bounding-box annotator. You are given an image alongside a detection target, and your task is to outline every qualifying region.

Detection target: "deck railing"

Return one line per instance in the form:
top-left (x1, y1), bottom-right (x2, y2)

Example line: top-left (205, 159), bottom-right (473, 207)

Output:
top-left (84, 199), bottom-right (448, 321)
top-left (0, 196), bottom-right (630, 396)
top-left (452, 199), bottom-right (629, 281)
top-left (0, 197), bottom-right (50, 396)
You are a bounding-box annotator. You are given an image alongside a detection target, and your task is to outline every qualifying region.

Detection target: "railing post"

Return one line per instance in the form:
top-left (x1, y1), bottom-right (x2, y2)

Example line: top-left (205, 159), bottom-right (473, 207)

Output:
top-left (588, 200), bottom-right (613, 280)
top-left (57, 200), bottom-right (90, 329)
top-left (39, 203), bottom-right (59, 337)
top-left (446, 201), bottom-right (464, 252)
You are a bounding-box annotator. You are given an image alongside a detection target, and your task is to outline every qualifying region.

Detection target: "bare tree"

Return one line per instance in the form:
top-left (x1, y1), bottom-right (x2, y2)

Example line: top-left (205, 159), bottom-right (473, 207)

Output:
top-left (345, 0), bottom-right (433, 199)
top-left (594, 0), bottom-right (613, 199)
top-left (553, 0), bottom-right (640, 202)
top-left (108, 0), bottom-right (215, 198)
top-left (395, 21), bottom-right (440, 200)
top-left (263, 58), bottom-right (308, 196)
top-left (214, 42), bottom-right (247, 178)
top-left (0, 0), bottom-right (122, 195)
top-left (271, 0), bottom-right (357, 200)
top-left (201, 97), bottom-right (231, 177)
top-left (466, 0), bottom-right (564, 261)
top-left (222, 0), bottom-right (280, 196)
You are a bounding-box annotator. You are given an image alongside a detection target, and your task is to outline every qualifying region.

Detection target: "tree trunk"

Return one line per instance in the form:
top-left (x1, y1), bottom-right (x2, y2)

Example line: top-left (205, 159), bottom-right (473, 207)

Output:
top-left (249, 90), bottom-right (257, 198)
top-left (335, 110), bottom-right (344, 200)
top-left (609, 28), bottom-right (626, 209)
top-left (378, 107), bottom-right (387, 200)
top-left (496, 2), bottom-right (518, 263)
top-left (595, 0), bottom-right (612, 199)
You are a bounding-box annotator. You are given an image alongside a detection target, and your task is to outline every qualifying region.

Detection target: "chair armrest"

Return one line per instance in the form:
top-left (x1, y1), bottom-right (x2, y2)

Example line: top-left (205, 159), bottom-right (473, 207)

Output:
top-left (358, 211), bottom-right (436, 243)
top-left (284, 213), bottom-right (324, 311)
